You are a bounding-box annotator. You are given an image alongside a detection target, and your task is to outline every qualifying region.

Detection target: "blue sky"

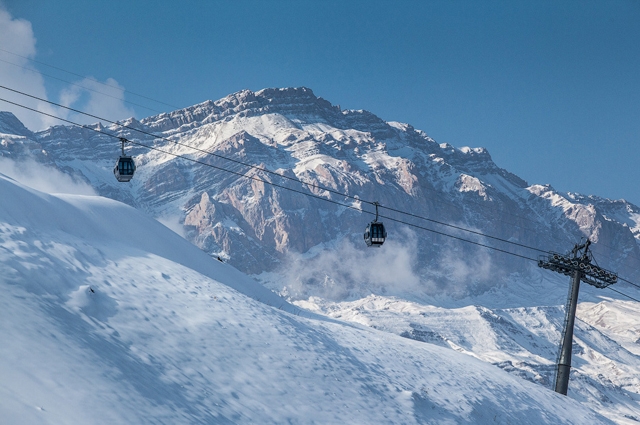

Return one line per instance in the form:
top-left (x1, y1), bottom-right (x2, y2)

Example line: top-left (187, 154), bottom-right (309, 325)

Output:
top-left (1, 0), bottom-right (639, 205)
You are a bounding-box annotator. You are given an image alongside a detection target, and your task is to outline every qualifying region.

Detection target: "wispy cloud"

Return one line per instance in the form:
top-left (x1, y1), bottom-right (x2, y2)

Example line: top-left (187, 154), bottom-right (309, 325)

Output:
top-left (59, 77), bottom-right (135, 125)
top-left (0, 6), bottom-right (135, 131)
top-left (156, 214), bottom-right (186, 238)
top-left (0, 8), bottom-right (56, 130)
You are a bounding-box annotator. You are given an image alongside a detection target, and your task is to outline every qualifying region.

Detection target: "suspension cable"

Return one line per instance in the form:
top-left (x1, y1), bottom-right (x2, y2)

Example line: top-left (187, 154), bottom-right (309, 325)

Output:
top-left (0, 47), bottom-right (181, 110)
top-left (4, 94), bottom-right (640, 300)
top-left (0, 95), bottom-right (542, 263)
top-left (0, 85), bottom-right (550, 255)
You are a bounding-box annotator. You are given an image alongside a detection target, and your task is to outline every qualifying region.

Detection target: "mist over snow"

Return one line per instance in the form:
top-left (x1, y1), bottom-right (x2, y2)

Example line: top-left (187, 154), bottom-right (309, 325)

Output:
top-left (268, 226), bottom-right (503, 302)
top-left (156, 213), bottom-right (187, 238)
top-left (0, 157), bottom-right (96, 195)
top-left (271, 229), bottom-right (423, 301)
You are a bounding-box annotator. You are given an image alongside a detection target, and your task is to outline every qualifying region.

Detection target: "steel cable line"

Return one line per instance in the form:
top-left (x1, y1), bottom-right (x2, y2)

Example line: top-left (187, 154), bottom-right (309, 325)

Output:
top-left (0, 84), bottom-right (550, 256)
top-left (12, 44), bottom-right (587, 243)
top-left (5, 83), bottom-right (640, 284)
top-left (5, 95), bottom-right (640, 302)
top-left (0, 95), bottom-right (367, 209)
top-left (578, 231), bottom-right (640, 273)
top-left (440, 188), bottom-right (640, 269)
top-left (0, 47), bottom-right (181, 110)
top-left (13, 78), bottom-right (635, 262)
top-left (0, 95), bottom-right (543, 262)
top-left (617, 276), bottom-right (640, 290)
top-left (6, 84), bottom-right (640, 281)
top-left (0, 56), bottom-right (635, 260)
top-left (375, 212), bottom-right (539, 262)
top-left (1, 84), bottom-right (377, 204)
top-left (426, 195), bottom-right (569, 245)
top-left (6, 46), bottom-right (584, 242)
top-left (602, 262), bottom-right (640, 286)
top-left (0, 57), bottom-right (165, 114)
top-left (0, 46), bottom-right (622, 220)
top-left (606, 287), bottom-right (640, 302)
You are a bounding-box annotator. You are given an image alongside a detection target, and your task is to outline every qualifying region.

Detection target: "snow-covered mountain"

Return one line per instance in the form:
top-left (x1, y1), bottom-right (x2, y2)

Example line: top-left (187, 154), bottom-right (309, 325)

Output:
top-left (4, 88), bottom-right (640, 290)
top-left (2, 87), bottom-right (640, 423)
top-left (0, 174), bottom-right (614, 424)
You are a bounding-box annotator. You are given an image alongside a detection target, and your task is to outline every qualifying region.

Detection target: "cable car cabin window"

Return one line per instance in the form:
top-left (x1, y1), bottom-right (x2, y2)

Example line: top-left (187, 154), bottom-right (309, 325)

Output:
top-left (364, 222), bottom-right (386, 247)
top-left (371, 223), bottom-right (384, 239)
top-left (114, 156), bottom-right (136, 182)
top-left (119, 158), bottom-right (135, 175)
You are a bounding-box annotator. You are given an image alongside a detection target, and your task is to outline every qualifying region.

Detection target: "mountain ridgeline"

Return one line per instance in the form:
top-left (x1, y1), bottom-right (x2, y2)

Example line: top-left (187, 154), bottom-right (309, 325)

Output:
top-left (2, 88), bottom-right (640, 299)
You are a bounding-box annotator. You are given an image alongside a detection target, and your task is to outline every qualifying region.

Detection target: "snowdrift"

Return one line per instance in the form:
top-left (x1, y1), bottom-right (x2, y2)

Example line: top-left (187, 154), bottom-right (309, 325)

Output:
top-left (0, 174), bottom-right (613, 424)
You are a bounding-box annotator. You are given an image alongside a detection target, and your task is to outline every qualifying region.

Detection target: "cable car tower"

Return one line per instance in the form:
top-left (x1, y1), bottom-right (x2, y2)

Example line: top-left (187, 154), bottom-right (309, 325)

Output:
top-left (114, 137), bottom-right (136, 182)
top-left (538, 239), bottom-right (618, 396)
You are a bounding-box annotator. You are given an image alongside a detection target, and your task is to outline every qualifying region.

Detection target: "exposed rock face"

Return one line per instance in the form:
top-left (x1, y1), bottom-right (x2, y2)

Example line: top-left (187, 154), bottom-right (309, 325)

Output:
top-left (2, 88), bottom-right (640, 296)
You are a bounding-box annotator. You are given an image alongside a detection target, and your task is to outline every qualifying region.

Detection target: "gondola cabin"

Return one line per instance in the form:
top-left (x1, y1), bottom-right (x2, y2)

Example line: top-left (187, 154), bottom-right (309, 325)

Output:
top-left (364, 221), bottom-right (386, 247)
top-left (114, 155), bottom-right (136, 182)
top-left (364, 201), bottom-right (387, 247)
top-left (114, 137), bottom-right (136, 182)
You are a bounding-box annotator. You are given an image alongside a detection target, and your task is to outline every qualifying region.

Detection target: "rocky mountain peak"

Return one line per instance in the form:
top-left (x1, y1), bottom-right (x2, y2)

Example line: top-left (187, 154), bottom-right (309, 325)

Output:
top-left (212, 86), bottom-right (345, 125)
top-left (0, 111), bottom-right (33, 137)
top-left (138, 87), bottom-right (399, 139)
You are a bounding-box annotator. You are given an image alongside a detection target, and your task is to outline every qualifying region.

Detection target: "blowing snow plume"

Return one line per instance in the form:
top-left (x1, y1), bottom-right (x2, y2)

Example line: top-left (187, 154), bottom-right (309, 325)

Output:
top-left (0, 157), bottom-right (96, 195)
top-left (271, 230), bottom-right (422, 301)
top-left (268, 225), bottom-right (508, 302)
top-left (430, 234), bottom-right (502, 298)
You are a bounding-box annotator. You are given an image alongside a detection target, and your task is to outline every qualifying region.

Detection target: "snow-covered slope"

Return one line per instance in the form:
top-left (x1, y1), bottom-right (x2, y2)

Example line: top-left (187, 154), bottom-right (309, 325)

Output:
top-left (299, 289), bottom-right (640, 424)
top-left (0, 173), bottom-right (615, 424)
